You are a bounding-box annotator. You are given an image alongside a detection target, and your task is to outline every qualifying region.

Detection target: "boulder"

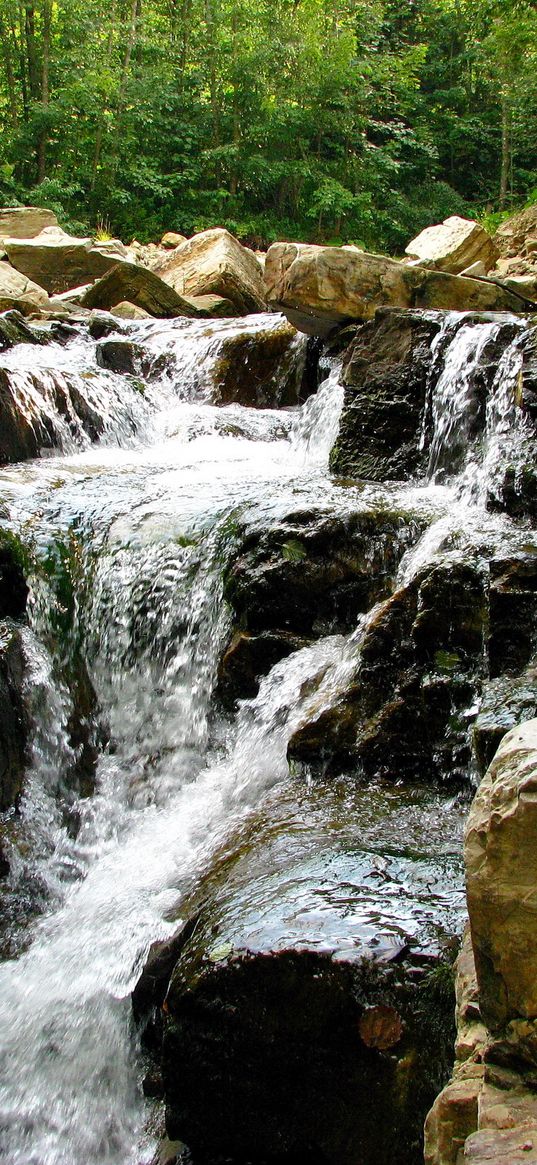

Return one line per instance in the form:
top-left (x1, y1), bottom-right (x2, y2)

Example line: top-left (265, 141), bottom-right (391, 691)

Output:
top-left (208, 316), bottom-right (305, 406)
top-left (0, 206), bottom-right (58, 239)
top-left (4, 226), bottom-right (131, 295)
top-left (139, 778), bottom-right (462, 1165)
top-left (160, 231), bottom-right (187, 249)
top-left (264, 243), bottom-right (523, 337)
top-left (495, 205), bottom-right (537, 259)
top-left (0, 262), bottom-right (49, 316)
top-left (110, 301), bottom-right (151, 320)
top-left (465, 720), bottom-right (537, 1052)
top-left (404, 217), bottom-right (497, 275)
top-left (329, 309), bottom-right (444, 481)
top-left (184, 293), bottom-right (240, 317)
top-left (220, 504), bottom-right (425, 701)
top-left (80, 261), bottom-right (209, 318)
top-left (424, 924), bottom-right (537, 1165)
top-left (0, 310), bottom-right (46, 350)
top-left (288, 555), bottom-right (488, 783)
top-left (155, 227), bottom-right (267, 314)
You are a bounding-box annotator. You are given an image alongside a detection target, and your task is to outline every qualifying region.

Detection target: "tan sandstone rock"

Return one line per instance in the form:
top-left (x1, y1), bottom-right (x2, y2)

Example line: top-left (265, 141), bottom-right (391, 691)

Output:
top-left (466, 719), bottom-right (537, 1042)
top-left (0, 262), bottom-right (50, 315)
top-left (464, 1125), bottom-right (537, 1162)
top-left (404, 216), bottom-right (497, 274)
top-left (155, 227), bottom-right (267, 314)
top-left (110, 301), bottom-right (151, 320)
top-left (495, 205), bottom-right (537, 259)
top-left (4, 226), bottom-right (131, 294)
top-left (264, 242), bottom-right (524, 336)
top-left (160, 231), bottom-right (187, 248)
top-left (80, 261), bottom-right (210, 318)
top-left (0, 206), bottom-right (58, 239)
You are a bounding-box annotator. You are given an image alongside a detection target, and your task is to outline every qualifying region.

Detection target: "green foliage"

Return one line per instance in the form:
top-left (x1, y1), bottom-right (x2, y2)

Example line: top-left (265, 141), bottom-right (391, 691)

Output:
top-left (0, 0), bottom-right (536, 248)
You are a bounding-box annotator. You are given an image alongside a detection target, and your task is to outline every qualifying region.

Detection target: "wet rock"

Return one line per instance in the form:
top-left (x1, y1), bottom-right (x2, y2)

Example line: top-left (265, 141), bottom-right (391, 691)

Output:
top-left (80, 261), bottom-right (207, 319)
top-left (221, 506), bottom-right (424, 700)
top-left (0, 367), bottom-right (46, 462)
top-left (210, 317), bottom-right (305, 407)
top-left (4, 226), bottom-right (130, 295)
top-left (0, 261), bottom-right (50, 316)
top-left (264, 242), bottom-right (524, 337)
top-left (153, 779), bottom-right (462, 1165)
top-left (87, 309), bottom-right (128, 340)
top-left (330, 309), bottom-right (443, 481)
top-left (473, 667), bottom-right (537, 777)
top-left (288, 556), bottom-right (487, 783)
top-left (155, 227), bottom-right (267, 315)
top-left (96, 338), bottom-right (148, 376)
top-left (0, 532), bottom-right (29, 619)
top-left (0, 309), bottom-right (46, 350)
top-left (0, 622), bottom-right (27, 813)
top-left (405, 217), bottom-right (497, 275)
top-left (488, 553), bottom-right (537, 677)
top-left (217, 629), bottom-right (308, 704)
top-left (0, 206), bottom-right (58, 239)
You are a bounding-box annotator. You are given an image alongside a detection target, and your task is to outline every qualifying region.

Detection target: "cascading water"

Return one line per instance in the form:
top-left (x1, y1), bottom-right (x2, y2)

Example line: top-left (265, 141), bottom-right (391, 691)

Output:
top-left (0, 307), bottom-right (535, 1165)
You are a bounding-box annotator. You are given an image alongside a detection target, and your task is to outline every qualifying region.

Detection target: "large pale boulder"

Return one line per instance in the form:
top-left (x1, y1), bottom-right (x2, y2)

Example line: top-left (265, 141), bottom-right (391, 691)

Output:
top-left (0, 262), bottom-right (49, 315)
top-left (465, 719), bottom-right (537, 1037)
top-left (155, 227), bottom-right (267, 314)
top-left (264, 243), bottom-right (522, 336)
top-left (4, 226), bottom-right (131, 294)
top-left (0, 206), bottom-right (58, 239)
top-left (405, 216), bottom-right (497, 274)
top-left (80, 261), bottom-right (209, 318)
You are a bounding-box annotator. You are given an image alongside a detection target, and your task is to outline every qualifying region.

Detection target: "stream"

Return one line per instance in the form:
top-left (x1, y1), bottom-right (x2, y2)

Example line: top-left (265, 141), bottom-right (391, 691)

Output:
top-left (0, 308), bottom-right (534, 1165)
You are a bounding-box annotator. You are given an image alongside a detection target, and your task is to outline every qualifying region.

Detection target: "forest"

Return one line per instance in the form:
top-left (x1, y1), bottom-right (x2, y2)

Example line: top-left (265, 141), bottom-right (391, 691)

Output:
top-left (0, 0), bottom-right (536, 254)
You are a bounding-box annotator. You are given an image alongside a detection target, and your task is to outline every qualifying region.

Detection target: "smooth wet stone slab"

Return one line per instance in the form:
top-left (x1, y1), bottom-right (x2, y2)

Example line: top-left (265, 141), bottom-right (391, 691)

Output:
top-left (143, 777), bottom-right (467, 1165)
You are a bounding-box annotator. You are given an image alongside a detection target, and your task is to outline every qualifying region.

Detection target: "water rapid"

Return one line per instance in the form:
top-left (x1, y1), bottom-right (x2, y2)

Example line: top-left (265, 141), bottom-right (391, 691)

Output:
top-left (0, 308), bottom-right (534, 1165)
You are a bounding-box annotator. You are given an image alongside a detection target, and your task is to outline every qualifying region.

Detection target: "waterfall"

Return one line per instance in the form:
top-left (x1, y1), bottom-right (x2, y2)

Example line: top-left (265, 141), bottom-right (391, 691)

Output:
top-left (0, 306), bottom-right (533, 1165)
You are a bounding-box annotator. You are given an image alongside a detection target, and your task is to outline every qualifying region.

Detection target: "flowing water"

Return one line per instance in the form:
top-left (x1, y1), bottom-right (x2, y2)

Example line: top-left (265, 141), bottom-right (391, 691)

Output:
top-left (0, 309), bottom-right (534, 1165)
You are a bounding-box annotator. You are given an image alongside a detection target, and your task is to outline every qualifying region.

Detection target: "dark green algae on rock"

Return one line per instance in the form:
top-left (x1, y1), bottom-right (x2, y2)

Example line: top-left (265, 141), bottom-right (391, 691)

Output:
top-left (135, 777), bottom-right (466, 1165)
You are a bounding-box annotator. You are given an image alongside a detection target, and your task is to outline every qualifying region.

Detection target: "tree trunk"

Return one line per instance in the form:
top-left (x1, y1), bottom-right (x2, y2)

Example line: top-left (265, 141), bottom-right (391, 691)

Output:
top-left (205, 0), bottom-right (221, 185)
top-left (36, 0), bottom-right (52, 184)
top-left (230, 5), bottom-right (240, 196)
top-left (0, 13), bottom-right (19, 127)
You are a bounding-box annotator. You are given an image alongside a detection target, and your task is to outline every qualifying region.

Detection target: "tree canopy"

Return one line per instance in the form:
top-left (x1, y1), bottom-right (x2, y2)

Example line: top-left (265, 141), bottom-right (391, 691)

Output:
top-left (1, 0), bottom-right (536, 250)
